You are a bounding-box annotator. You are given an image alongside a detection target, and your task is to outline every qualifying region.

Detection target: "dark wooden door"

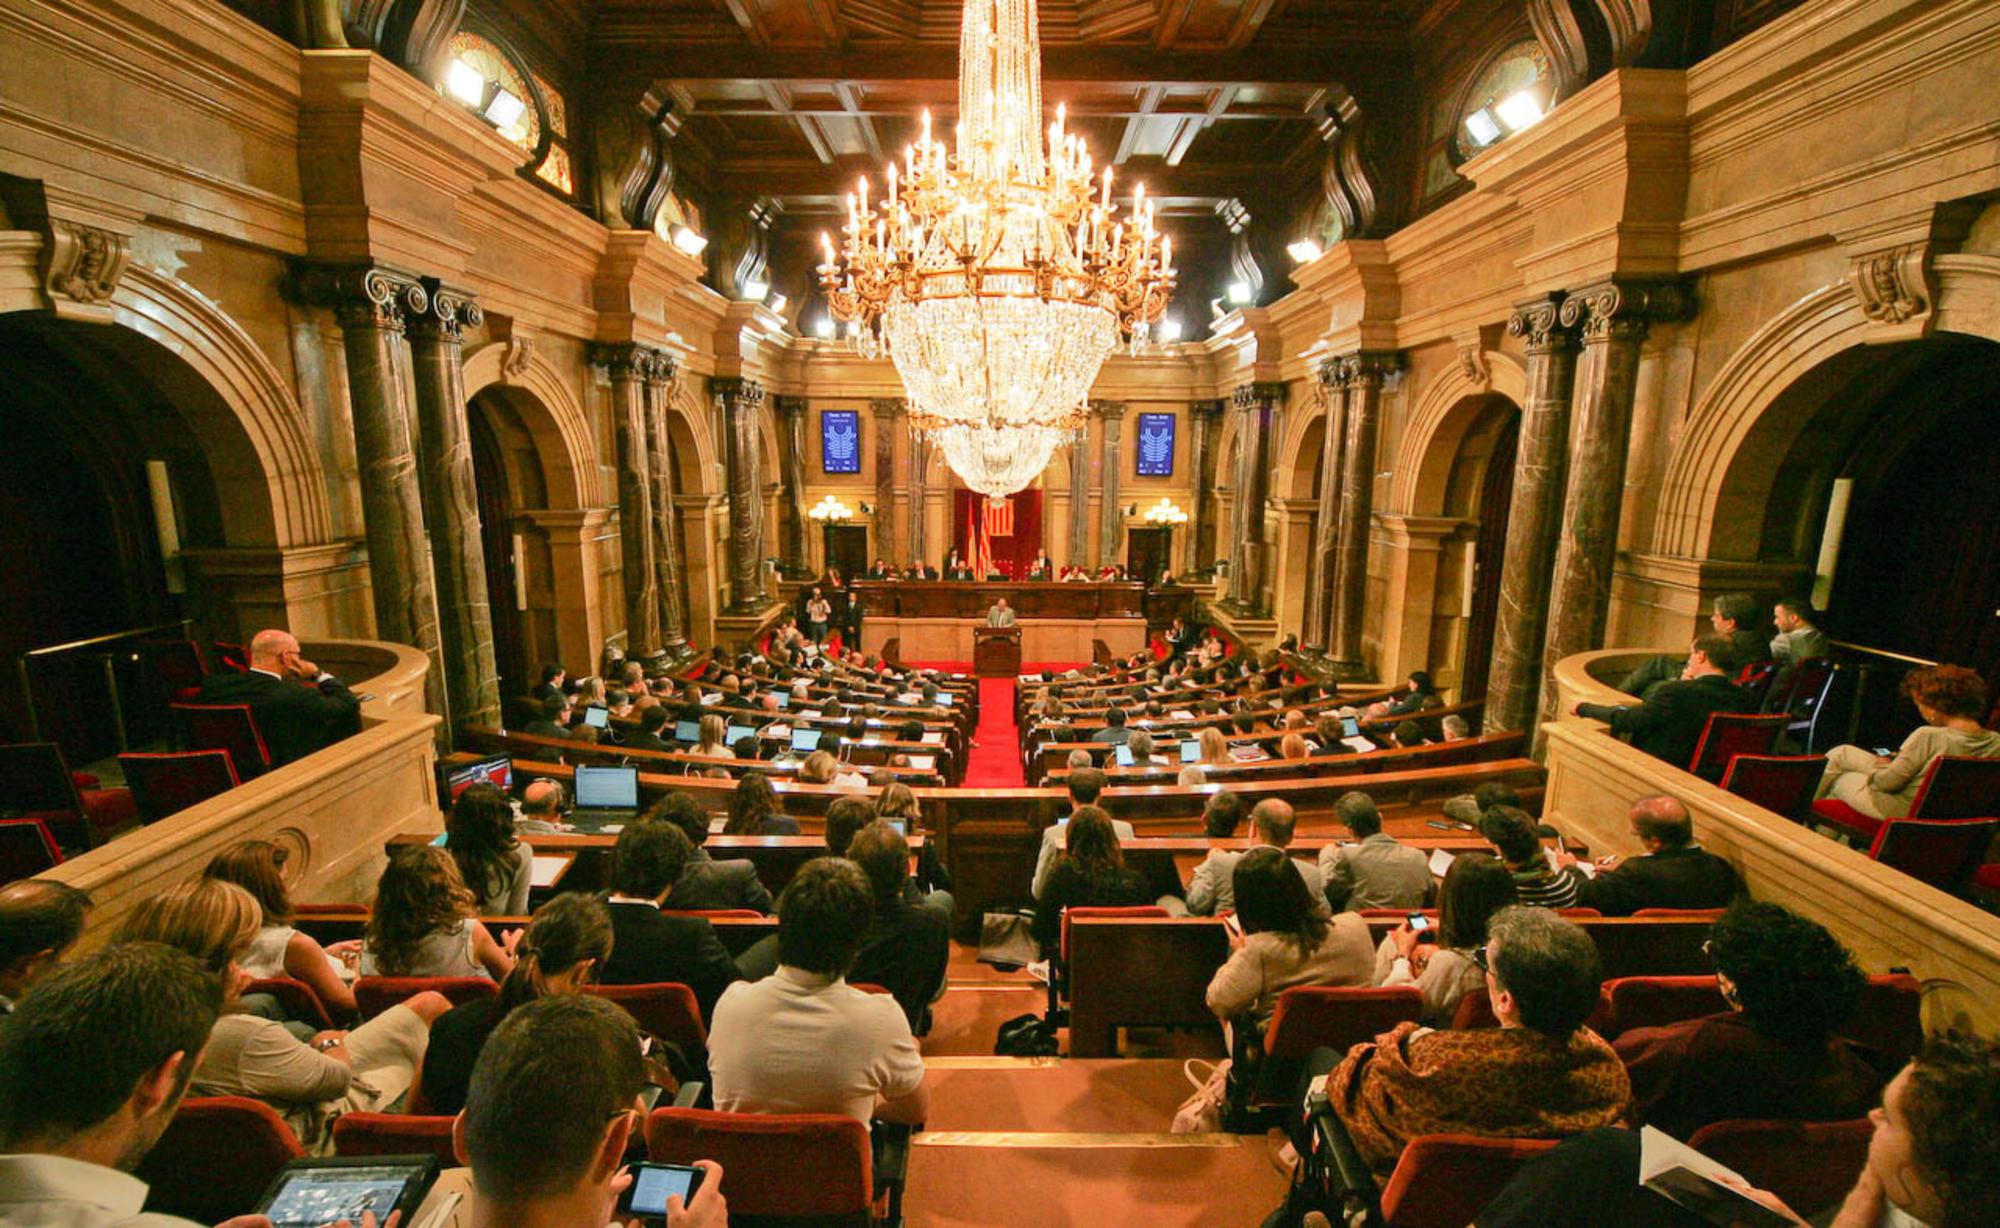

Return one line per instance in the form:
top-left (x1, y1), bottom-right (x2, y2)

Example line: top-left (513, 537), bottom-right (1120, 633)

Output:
top-left (1126, 526), bottom-right (1172, 585)
top-left (1458, 411), bottom-right (1519, 702)
top-left (468, 403), bottom-right (528, 696)
top-left (823, 524), bottom-right (868, 583)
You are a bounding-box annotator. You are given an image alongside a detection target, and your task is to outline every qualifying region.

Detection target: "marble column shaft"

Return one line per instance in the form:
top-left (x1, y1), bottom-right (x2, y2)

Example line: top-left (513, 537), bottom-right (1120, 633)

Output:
top-left (312, 267), bottom-right (449, 724)
top-left (1227, 383), bottom-right (1284, 611)
top-left (907, 424), bottom-right (930, 565)
top-left (1485, 294), bottom-right (1580, 734)
top-left (870, 400), bottom-right (903, 563)
top-left (1307, 368), bottom-right (1351, 650)
top-left (1094, 401), bottom-right (1127, 569)
top-left (1183, 400), bottom-right (1224, 574)
top-left (1067, 425), bottom-right (1090, 566)
top-left (773, 396), bottom-right (811, 575)
top-left (592, 346), bottom-right (662, 656)
top-left (406, 281), bottom-right (501, 729)
top-left (1538, 280), bottom-right (1689, 722)
top-left (714, 377), bottom-right (767, 609)
top-left (641, 356), bottom-right (689, 654)
top-left (1330, 353), bottom-right (1397, 667)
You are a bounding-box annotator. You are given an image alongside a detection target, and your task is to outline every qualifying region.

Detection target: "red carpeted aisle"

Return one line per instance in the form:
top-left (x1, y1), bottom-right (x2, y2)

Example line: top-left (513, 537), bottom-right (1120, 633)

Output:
top-left (964, 676), bottom-right (1025, 787)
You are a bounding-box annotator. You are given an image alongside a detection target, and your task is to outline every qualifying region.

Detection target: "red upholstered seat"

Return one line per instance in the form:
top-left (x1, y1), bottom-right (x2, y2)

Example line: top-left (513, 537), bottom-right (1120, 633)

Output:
top-left (1811, 799), bottom-right (1885, 844)
top-left (1376, 1134), bottom-right (1560, 1228)
top-left (1687, 712), bottom-right (1790, 782)
top-left (0, 817), bottom-right (63, 882)
top-left (332, 1113), bottom-right (458, 1166)
top-left (134, 1097), bottom-right (304, 1224)
top-left (352, 975), bottom-right (496, 1020)
top-left (1687, 1118), bottom-right (1873, 1220)
top-left (1867, 817), bottom-right (2000, 892)
top-left (0, 741), bottom-right (134, 848)
top-left (1264, 985), bottom-right (1425, 1060)
top-left (1976, 863), bottom-right (2000, 891)
top-left (645, 1108), bottom-right (873, 1223)
top-left (1601, 975), bottom-right (1727, 1039)
top-left (1814, 754), bottom-right (2000, 845)
top-left (1602, 973), bottom-right (1922, 1068)
top-left (1720, 754), bottom-right (1823, 823)
top-left (119, 749), bottom-right (240, 824)
top-left (666, 908), bottom-right (765, 919)
top-left (244, 975), bottom-right (336, 1030)
top-left (587, 981), bottom-right (708, 1051)
top-left (1450, 988), bottom-right (1499, 1030)
top-left (169, 702), bottom-right (273, 780)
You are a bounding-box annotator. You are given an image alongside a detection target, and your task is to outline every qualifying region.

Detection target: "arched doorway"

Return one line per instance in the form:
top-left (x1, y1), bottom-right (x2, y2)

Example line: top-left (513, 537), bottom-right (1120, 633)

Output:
top-left (1455, 404), bottom-right (1520, 700)
top-left (465, 387), bottom-right (555, 697)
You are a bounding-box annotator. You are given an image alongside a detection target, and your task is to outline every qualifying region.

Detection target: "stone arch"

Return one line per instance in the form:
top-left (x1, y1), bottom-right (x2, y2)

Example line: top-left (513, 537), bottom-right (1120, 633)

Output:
top-left (1389, 348), bottom-right (1527, 516)
top-left (0, 263), bottom-right (332, 550)
top-left (1655, 255), bottom-right (2000, 562)
top-left (667, 378), bottom-right (717, 494)
top-left (1278, 380), bottom-right (1329, 499)
top-left (463, 341), bottom-right (596, 509)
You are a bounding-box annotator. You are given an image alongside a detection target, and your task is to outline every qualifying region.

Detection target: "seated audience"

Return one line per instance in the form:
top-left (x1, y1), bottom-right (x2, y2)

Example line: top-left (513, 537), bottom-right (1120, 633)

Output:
top-left (722, 771), bottom-right (801, 836)
top-left (447, 782), bottom-right (534, 916)
top-left (1175, 726), bottom-right (1231, 785)
top-left (1091, 706), bottom-right (1134, 745)
top-left (1280, 731), bottom-right (1311, 760)
top-left (1330, 906), bottom-right (1629, 1176)
top-left (847, 821), bottom-right (950, 1031)
top-left (1183, 791), bottom-right (1251, 916)
top-left (874, 783), bottom-right (953, 917)
top-left (416, 891), bottom-right (613, 1116)
top-left (194, 628), bottom-right (362, 766)
top-left (1768, 594), bottom-right (1829, 688)
top-left (1573, 634), bottom-right (1759, 769)
top-left (1126, 729), bottom-right (1169, 766)
top-left (357, 845), bottom-right (515, 980)
top-left (1320, 792), bottom-right (1430, 912)
top-left (650, 791), bottom-right (773, 914)
top-left (1032, 768), bottom-right (1134, 897)
top-left (1616, 900), bottom-right (1885, 1140)
top-left (516, 778), bottom-right (569, 833)
top-left (0, 878), bottom-right (91, 1016)
top-left (1479, 805), bottom-right (1584, 909)
top-left (1440, 713), bottom-right (1471, 741)
top-left (822, 794), bottom-right (876, 856)
top-left (709, 858), bottom-right (929, 1125)
top-left (458, 995), bottom-right (727, 1228)
top-left (1817, 664), bottom-right (2000, 820)
top-left (1554, 796), bottom-right (1738, 915)
top-left (1032, 807), bottom-right (1151, 955)
top-left (623, 704), bottom-right (674, 752)
top-left (1472, 1126), bottom-right (1802, 1228)
top-left (599, 820), bottom-right (742, 1021)
top-left (1313, 713), bottom-right (1351, 758)
top-left (1443, 779), bottom-right (1521, 828)
top-left (521, 693), bottom-right (573, 740)
top-left (119, 878), bottom-right (447, 1154)
top-left (692, 714), bottom-right (733, 759)
top-left (0, 943), bottom-right (226, 1224)
top-left (1206, 848), bottom-right (1373, 1031)
top-left (203, 840), bottom-right (356, 1018)
top-left (1372, 853), bottom-right (1517, 1026)
top-left (1248, 799), bottom-right (1324, 900)
top-left (1619, 593), bottom-right (1774, 700)
top-left (1364, 671), bottom-right (1441, 721)
top-left (531, 662), bottom-right (566, 705)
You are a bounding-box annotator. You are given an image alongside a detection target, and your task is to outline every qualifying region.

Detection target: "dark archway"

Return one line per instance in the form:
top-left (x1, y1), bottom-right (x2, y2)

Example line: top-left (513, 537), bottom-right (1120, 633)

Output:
top-left (1458, 408), bottom-right (1519, 701)
top-left (466, 389), bottom-right (550, 698)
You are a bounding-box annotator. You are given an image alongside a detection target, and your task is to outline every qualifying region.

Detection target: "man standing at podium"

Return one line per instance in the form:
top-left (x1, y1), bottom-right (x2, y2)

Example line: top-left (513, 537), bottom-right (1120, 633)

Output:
top-left (987, 597), bottom-right (1016, 627)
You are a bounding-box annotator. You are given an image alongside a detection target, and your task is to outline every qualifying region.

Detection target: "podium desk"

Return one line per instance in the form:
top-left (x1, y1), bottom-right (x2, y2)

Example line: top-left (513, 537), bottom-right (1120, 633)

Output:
top-left (974, 625), bottom-right (1022, 676)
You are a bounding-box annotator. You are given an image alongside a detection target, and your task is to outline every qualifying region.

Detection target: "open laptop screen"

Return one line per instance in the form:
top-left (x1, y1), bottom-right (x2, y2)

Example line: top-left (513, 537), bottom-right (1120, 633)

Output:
top-left (573, 765), bottom-right (639, 810)
top-left (791, 727), bottom-right (822, 753)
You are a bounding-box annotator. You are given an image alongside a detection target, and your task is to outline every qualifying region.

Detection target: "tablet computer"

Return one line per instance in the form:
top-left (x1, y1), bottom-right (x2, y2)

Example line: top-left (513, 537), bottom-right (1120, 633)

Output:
top-left (1114, 744), bottom-right (1135, 767)
top-left (1179, 740), bottom-right (1200, 763)
top-left (582, 705), bottom-right (610, 729)
top-left (1342, 716), bottom-right (1361, 739)
top-left (254, 1156), bottom-right (439, 1228)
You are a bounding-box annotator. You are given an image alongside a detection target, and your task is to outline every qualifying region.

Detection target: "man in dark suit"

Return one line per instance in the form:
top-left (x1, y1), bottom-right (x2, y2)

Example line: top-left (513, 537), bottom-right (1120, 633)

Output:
top-left (598, 819), bottom-right (743, 1022)
top-left (1574, 635), bottom-right (1758, 770)
top-left (652, 792), bottom-right (774, 914)
top-left (846, 821), bottom-right (949, 1031)
top-left (622, 705), bottom-right (674, 753)
top-left (1555, 796), bottom-right (1739, 916)
top-left (1619, 593), bottom-right (1773, 699)
top-left (194, 629), bottom-right (361, 767)
top-left (905, 559), bottom-right (939, 581)
top-left (519, 693), bottom-right (572, 741)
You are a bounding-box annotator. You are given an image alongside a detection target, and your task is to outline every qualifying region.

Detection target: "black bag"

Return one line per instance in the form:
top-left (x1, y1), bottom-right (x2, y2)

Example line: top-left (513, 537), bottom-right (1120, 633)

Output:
top-left (995, 1011), bottom-right (1059, 1057)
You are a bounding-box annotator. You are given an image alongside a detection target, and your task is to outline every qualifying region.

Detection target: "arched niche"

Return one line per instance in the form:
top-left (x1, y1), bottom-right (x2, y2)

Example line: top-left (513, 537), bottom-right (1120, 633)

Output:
top-left (1388, 348), bottom-right (1527, 516)
top-left (462, 341), bottom-right (595, 509)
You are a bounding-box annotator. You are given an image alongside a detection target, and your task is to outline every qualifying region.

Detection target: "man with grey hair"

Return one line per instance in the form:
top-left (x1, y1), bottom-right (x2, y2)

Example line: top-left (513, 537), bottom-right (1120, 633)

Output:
top-left (1319, 792), bottom-right (1430, 912)
top-left (1620, 592), bottom-right (1773, 699)
top-left (194, 627), bottom-right (361, 766)
top-left (1328, 905), bottom-right (1628, 1175)
top-left (1249, 799), bottom-right (1325, 902)
top-left (1439, 714), bottom-right (1471, 742)
top-left (1553, 795), bottom-right (1737, 916)
top-left (1125, 729), bottom-right (1168, 767)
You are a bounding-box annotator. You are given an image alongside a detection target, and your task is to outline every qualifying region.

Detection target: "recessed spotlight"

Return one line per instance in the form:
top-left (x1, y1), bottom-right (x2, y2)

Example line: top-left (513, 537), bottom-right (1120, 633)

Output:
top-left (483, 88), bottom-right (526, 131)
top-left (1464, 108), bottom-right (1502, 147)
top-left (1286, 239), bottom-right (1323, 263)
top-left (669, 225), bottom-right (708, 257)
top-left (445, 60), bottom-right (484, 107)
top-left (1226, 282), bottom-right (1253, 305)
top-left (1495, 91), bottom-right (1544, 132)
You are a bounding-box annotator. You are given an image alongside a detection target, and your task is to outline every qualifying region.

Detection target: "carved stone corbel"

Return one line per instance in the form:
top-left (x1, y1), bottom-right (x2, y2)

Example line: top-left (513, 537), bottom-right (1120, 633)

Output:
top-left (1311, 86), bottom-right (1401, 240)
top-left (0, 176), bottom-right (143, 324)
top-left (595, 86), bottom-right (685, 232)
top-left (1453, 331), bottom-right (1491, 390)
top-left (1846, 244), bottom-right (1939, 344)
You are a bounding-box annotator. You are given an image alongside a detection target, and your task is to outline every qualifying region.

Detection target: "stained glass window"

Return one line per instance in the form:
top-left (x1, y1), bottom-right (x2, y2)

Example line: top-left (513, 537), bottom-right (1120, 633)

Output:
top-left (441, 31), bottom-right (574, 199)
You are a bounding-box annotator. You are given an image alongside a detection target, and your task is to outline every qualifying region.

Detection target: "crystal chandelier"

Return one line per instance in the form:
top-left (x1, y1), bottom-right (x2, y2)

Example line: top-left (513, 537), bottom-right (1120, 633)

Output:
top-left (816, 0), bottom-right (1175, 496)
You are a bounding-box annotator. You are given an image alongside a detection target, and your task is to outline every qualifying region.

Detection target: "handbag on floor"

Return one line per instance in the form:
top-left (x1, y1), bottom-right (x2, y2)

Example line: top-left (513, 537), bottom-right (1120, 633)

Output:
top-left (976, 909), bottom-right (1038, 970)
top-left (1171, 1058), bottom-right (1232, 1133)
top-left (995, 1012), bottom-right (1059, 1057)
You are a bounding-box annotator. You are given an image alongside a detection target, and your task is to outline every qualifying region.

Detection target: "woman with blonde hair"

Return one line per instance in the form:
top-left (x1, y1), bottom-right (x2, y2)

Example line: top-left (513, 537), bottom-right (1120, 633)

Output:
top-left (693, 713), bottom-right (733, 759)
top-left (117, 877), bottom-right (449, 1154)
top-left (203, 839), bottom-right (357, 1018)
top-left (1280, 732), bottom-right (1310, 761)
top-left (358, 845), bottom-right (515, 981)
top-left (798, 749), bottom-right (840, 784)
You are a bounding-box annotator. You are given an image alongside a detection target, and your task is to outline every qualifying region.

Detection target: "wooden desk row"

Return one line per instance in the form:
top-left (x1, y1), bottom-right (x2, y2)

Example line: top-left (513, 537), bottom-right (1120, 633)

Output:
top-left (848, 579), bottom-right (1149, 621)
top-left (1038, 729), bottom-right (1523, 788)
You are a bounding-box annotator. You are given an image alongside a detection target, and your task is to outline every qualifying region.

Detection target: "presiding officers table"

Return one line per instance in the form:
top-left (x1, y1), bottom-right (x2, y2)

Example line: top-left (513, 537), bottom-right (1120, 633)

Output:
top-left (851, 579), bottom-right (1151, 663)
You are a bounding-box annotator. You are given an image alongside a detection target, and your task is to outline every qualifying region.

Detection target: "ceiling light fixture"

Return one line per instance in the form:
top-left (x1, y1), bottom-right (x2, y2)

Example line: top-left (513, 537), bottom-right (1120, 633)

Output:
top-left (444, 59), bottom-right (485, 107)
top-left (669, 224), bottom-right (709, 257)
top-left (1494, 91), bottom-right (1545, 132)
top-left (739, 279), bottom-right (770, 301)
top-left (815, 317), bottom-right (835, 339)
top-left (1157, 318), bottom-right (1182, 343)
top-left (1286, 239), bottom-right (1324, 263)
top-left (1226, 282), bottom-right (1253, 305)
top-left (815, 0), bottom-right (1175, 496)
top-left (1463, 108), bottom-right (1503, 147)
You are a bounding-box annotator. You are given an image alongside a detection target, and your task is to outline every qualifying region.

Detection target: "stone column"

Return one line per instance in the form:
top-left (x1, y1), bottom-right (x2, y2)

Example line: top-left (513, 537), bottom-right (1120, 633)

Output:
top-left (772, 395), bottom-right (811, 578)
top-left (1306, 364), bottom-right (1351, 651)
top-left (405, 280), bottom-right (502, 729)
top-left (712, 377), bottom-right (767, 611)
top-left (1224, 382), bottom-right (1286, 612)
top-left (907, 423), bottom-right (931, 566)
top-left (1183, 399), bottom-right (1225, 574)
top-left (640, 353), bottom-right (691, 658)
top-left (870, 399), bottom-right (903, 564)
top-left (1093, 400), bottom-right (1128, 569)
top-left (1485, 293), bottom-right (1579, 734)
top-left (302, 266), bottom-right (448, 723)
top-left (590, 345), bottom-right (662, 657)
top-left (1538, 279), bottom-right (1690, 721)
top-left (1328, 351), bottom-right (1399, 675)
top-left (1066, 424), bottom-right (1091, 567)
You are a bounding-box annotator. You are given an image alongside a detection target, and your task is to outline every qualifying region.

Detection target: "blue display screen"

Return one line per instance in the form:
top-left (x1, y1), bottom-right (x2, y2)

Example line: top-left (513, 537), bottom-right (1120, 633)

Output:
top-left (822, 409), bottom-right (861, 473)
top-left (1136, 412), bottom-right (1175, 476)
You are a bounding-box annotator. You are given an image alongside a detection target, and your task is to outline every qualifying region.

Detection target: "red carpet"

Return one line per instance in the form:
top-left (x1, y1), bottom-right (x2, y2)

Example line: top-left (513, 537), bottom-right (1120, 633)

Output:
top-left (966, 676), bottom-right (1025, 786)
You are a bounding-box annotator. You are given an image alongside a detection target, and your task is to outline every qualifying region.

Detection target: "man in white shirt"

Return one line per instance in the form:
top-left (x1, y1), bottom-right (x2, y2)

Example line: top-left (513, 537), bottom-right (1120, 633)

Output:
top-left (0, 942), bottom-right (259, 1228)
top-left (708, 859), bottom-right (929, 1127)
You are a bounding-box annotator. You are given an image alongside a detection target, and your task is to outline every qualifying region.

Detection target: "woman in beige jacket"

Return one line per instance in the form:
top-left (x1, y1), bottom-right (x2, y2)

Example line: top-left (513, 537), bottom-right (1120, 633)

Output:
top-left (1206, 847), bottom-right (1374, 1031)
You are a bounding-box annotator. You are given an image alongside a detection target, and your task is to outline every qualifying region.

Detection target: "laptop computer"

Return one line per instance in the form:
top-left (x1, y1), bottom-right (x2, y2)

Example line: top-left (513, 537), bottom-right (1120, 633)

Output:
top-left (572, 765), bottom-right (640, 823)
top-left (581, 705), bottom-right (610, 730)
top-left (1179, 740), bottom-right (1201, 763)
top-left (674, 719), bottom-right (700, 744)
top-left (725, 724), bottom-right (755, 745)
top-left (773, 691), bottom-right (791, 709)
top-left (1114, 744), bottom-right (1136, 767)
top-left (790, 727), bottom-right (821, 753)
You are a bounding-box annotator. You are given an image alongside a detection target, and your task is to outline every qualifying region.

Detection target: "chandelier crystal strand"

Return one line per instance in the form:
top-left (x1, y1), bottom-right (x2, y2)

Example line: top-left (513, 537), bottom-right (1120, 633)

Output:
top-left (817, 0), bottom-right (1175, 496)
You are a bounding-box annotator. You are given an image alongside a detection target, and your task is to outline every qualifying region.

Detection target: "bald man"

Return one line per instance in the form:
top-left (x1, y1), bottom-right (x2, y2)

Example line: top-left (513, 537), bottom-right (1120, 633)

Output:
top-left (194, 628), bottom-right (362, 766)
top-left (1551, 795), bottom-right (1739, 916)
top-left (0, 880), bottom-right (91, 1015)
